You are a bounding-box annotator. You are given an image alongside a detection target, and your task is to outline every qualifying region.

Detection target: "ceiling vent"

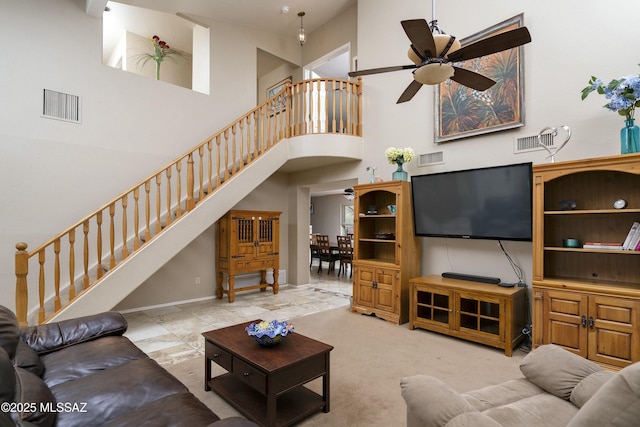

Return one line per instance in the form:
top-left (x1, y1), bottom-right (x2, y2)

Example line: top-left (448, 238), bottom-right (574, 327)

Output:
top-left (42, 89), bottom-right (81, 123)
top-left (418, 151), bottom-right (444, 167)
top-left (514, 133), bottom-right (555, 154)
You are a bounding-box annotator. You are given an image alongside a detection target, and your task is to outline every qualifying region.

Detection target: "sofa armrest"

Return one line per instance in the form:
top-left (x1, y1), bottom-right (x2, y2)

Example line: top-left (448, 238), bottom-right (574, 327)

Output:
top-left (401, 375), bottom-right (476, 427)
top-left (20, 312), bottom-right (128, 355)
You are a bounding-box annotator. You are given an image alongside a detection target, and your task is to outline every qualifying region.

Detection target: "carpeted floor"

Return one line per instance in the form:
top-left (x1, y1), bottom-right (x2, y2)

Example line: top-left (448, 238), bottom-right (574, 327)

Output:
top-left (165, 305), bottom-right (529, 426)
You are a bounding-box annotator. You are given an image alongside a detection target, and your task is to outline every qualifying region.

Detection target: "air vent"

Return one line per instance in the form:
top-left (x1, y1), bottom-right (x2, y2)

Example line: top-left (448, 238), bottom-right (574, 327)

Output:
top-left (418, 151), bottom-right (444, 167)
top-left (42, 89), bottom-right (81, 123)
top-left (514, 133), bottom-right (555, 153)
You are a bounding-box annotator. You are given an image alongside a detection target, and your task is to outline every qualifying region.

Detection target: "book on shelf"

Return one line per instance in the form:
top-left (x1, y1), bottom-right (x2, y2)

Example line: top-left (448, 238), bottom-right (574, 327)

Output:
top-left (622, 221), bottom-right (640, 250)
top-left (627, 224), bottom-right (640, 251)
top-left (582, 242), bottom-right (624, 250)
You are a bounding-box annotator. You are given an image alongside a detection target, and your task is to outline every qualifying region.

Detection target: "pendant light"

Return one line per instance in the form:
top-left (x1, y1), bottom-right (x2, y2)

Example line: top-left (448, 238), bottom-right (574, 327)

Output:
top-left (298, 12), bottom-right (306, 46)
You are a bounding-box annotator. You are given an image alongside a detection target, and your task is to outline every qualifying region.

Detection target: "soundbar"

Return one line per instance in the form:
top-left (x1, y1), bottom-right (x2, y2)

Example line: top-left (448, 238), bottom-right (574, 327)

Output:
top-left (442, 272), bottom-right (501, 285)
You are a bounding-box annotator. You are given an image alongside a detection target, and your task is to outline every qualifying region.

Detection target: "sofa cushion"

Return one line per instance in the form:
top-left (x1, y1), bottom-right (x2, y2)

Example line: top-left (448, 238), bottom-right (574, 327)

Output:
top-left (21, 311), bottom-right (128, 355)
top-left (40, 336), bottom-right (147, 388)
top-left (11, 367), bottom-right (56, 427)
top-left (100, 392), bottom-right (220, 427)
top-left (401, 375), bottom-right (476, 427)
top-left (0, 347), bottom-right (16, 404)
top-left (462, 378), bottom-right (545, 412)
top-left (520, 344), bottom-right (602, 400)
top-left (50, 357), bottom-right (190, 427)
top-left (569, 370), bottom-right (613, 408)
top-left (14, 341), bottom-right (44, 378)
top-left (567, 361), bottom-right (640, 427)
top-left (482, 393), bottom-right (578, 427)
top-left (0, 306), bottom-right (20, 359)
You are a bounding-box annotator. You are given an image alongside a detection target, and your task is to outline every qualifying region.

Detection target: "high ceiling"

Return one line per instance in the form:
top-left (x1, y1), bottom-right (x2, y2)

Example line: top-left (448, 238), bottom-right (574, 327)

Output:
top-left (105, 0), bottom-right (357, 39)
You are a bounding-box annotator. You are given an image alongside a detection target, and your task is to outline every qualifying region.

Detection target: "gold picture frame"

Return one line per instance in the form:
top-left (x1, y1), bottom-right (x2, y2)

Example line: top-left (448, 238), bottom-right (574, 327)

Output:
top-left (267, 76), bottom-right (292, 115)
top-left (435, 14), bottom-right (525, 143)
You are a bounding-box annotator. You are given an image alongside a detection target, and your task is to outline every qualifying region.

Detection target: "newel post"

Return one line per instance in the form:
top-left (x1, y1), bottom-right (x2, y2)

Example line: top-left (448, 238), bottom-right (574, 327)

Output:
top-left (15, 242), bottom-right (29, 327)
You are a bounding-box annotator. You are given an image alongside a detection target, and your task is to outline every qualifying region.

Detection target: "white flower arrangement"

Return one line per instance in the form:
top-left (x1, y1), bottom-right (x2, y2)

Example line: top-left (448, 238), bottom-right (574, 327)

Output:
top-left (385, 147), bottom-right (415, 164)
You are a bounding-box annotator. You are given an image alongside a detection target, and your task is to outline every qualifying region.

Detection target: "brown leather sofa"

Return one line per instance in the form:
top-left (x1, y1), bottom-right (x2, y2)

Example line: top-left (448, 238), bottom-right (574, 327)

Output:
top-left (0, 305), bottom-right (256, 427)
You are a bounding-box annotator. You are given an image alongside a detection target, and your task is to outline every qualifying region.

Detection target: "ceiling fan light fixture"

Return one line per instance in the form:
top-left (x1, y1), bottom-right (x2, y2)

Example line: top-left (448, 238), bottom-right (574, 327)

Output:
top-left (414, 63), bottom-right (454, 85)
top-left (433, 34), bottom-right (460, 56)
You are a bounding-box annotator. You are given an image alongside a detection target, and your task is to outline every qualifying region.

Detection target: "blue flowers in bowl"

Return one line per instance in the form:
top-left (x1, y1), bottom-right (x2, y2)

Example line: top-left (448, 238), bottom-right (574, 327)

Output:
top-left (245, 320), bottom-right (294, 346)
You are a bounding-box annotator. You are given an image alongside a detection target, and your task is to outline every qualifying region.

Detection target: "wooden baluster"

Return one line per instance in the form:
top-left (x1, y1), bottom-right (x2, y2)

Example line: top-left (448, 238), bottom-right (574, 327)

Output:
top-left (54, 239), bottom-right (61, 310)
top-left (109, 203), bottom-right (116, 269)
top-left (15, 242), bottom-right (29, 327)
top-left (266, 106), bottom-right (272, 148)
top-left (303, 81), bottom-right (309, 135)
top-left (144, 182), bottom-right (152, 241)
top-left (133, 189), bottom-right (140, 250)
top-left (186, 153), bottom-right (195, 211)
top-left (121, 195), bottom-right (129, 259)
top-left (245, 115), bottom-right (254, 162)
top-left (38, 249), bottom-right (45, 324)
top-left (252, 111), bottom-right (259, 156)
top-left (206, 140), bottom-right (213, 195)
top-left (331, 79), bottom-right (337, 133)
top-left (223, 129), bottom-right (230, 181)
top-left (357, 77), bottom-right (363, 136)
top-left (231, 126), bottom-right (237, 174)
top-left (175, 162), bottom-right (183, 218)
top-left (155, 174), bottom-right (162, 233)
top-left (285, 84), bottom-right (291, 138)
top-left (346, 82), bottom-right (352, 135)
top-left (259, 106), bottom-right (265, 152)
top-left (339, 80), bottom-right (345, 133)
top-left (83, 220), bottom-right (90, 289)
top-left (198, 146), bottom-right (205, 201)
top-left (318, 80), bottom-right (323, 133)
top-left (68, 229), bottom-right (76, 300)
top-left (96, 212), bottom-right (103, 279)
top-left (238, 121), bottom-right (244, 169)
top-left (215, 135), bottom-right (221, 187)
top-left (165, 168), bottom-right (172, 227)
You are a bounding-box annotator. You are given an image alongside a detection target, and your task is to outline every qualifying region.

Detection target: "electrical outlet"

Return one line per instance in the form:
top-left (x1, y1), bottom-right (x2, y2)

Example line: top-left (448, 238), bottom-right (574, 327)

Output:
top-left (195, 277), bottom-right (201, 285)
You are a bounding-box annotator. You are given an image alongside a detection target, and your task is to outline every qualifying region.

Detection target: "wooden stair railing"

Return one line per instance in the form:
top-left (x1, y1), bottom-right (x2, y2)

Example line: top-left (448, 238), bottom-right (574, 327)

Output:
top-left (15, 77), bottom-right (362, 326)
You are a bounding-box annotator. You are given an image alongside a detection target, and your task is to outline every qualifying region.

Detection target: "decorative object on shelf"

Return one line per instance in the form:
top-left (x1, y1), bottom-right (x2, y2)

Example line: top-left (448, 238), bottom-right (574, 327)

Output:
top-left (581, 67), bottom-right (640, 154)
top-left (559, 199), bottom-right (577, 210)
top-left (245, 320), bottom-right (294, 346)
top-left (537, 125), bottom-right (571, 163)
top-left (366, 205), bottom-right (378, 215)
top-left (366, 166), bottom-right (377, 183)
top-left (385, 147), bottom-right (415, 181)
top-left (613, 198), bottom-right (628, 209)
top-left (621, 118), bottom-right (640, 154)
top-left (387, 205), bottom-right (396, 215)
top-left (134, 35), bottom-right (190, 80)
top-left (562, 238), bottom-right (581, 248)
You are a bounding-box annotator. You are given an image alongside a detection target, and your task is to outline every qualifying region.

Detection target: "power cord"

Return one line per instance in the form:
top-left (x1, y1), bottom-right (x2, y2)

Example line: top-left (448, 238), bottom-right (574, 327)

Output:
top-left (498, 240), bottom-right (525, 286)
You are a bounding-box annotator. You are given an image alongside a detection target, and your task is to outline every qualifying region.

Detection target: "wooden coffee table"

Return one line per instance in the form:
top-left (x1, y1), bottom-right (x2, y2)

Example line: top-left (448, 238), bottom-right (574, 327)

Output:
top-left (203, 321), bottom-right (333, 427)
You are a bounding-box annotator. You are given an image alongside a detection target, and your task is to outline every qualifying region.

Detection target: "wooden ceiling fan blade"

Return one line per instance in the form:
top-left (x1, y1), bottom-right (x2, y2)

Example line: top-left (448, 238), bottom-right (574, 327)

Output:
top-left (349, 64), bottom-right (418, 77)
top-left (397, 80), bottom-right (423, 103)
top-left (450, 67), bottom-right (496, 91)
top-left (401, 19), bottom-right (437, 58)
top-left (447, 27), bottom-right (531, 62)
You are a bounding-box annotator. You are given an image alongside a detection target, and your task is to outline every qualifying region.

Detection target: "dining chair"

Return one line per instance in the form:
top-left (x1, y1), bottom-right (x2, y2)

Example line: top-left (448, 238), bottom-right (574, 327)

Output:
top-left (316, 234), bottom-right (339, 273)
top-left (310, 243), bottom-right (321, 269)
top-left (337, 235), bottom-right (353, 278)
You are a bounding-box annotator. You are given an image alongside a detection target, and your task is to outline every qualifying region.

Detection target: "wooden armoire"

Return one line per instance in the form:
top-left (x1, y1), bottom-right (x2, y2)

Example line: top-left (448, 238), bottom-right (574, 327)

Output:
top-left (215, 210), bottom-right (281, 303)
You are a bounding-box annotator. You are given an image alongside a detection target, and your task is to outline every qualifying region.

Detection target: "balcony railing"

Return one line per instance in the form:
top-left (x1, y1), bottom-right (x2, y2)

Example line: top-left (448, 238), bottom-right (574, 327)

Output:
top-left (15, 77), bottom-right (362, 326)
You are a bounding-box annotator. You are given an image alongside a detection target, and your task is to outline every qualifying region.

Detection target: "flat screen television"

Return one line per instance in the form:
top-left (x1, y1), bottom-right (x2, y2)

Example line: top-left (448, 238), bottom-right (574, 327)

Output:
top-left (411, 162), bottom-right (533, 242)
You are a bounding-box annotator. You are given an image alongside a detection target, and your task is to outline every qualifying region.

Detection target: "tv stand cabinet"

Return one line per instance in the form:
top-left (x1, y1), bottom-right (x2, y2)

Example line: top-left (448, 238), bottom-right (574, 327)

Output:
top-left (409, 275), bottom-right (527, 356)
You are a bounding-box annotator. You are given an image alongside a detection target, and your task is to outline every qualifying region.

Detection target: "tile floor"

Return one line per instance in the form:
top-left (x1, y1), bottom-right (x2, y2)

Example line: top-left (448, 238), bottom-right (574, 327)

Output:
top-left (122, 263), bottom-right (352, 366)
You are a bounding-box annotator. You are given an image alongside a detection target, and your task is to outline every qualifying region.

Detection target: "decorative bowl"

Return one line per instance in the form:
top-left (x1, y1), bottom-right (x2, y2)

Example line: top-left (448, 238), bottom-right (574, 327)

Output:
top-left (245, 320), bottom-right (294, 346)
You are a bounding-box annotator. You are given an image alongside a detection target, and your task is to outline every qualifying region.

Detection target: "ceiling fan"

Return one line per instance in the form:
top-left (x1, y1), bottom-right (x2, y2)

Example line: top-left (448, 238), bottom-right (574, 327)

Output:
top-left (348, 5), bottom-right (531, 103)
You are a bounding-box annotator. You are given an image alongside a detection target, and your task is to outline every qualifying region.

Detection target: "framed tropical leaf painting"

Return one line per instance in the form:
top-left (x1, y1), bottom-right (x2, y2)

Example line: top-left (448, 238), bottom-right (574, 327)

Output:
top-left (435, 14), bottom-right (525, 143)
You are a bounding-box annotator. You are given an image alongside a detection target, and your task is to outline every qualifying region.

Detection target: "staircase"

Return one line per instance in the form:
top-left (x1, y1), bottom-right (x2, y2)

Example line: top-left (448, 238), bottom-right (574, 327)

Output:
top-left (15, 78), bottom-right (362, 326)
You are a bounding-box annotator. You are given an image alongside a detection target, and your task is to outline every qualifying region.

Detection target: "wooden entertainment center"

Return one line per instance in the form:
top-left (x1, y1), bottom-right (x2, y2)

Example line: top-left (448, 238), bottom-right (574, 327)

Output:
top-left (409, 275), bottom-right (527, 356)
top-left (531, 153), bottom-right (640, 369)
